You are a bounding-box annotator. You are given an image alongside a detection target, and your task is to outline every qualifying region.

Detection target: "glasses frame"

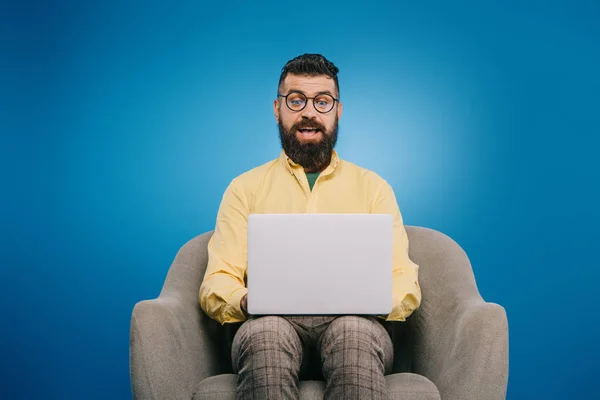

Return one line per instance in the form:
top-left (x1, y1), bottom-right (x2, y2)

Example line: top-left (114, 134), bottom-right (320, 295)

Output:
top-left (277, 90), bottom-right (340, 114)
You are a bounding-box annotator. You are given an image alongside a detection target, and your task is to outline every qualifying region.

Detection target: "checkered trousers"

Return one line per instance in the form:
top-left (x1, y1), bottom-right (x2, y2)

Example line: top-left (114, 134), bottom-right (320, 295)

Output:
top-left (231, 315), bottom-right (394, 400)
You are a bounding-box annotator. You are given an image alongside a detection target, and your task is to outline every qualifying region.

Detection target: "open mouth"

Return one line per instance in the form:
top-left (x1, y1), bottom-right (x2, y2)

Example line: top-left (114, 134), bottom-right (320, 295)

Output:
top-left (297, 128), bottom-right (321, 138)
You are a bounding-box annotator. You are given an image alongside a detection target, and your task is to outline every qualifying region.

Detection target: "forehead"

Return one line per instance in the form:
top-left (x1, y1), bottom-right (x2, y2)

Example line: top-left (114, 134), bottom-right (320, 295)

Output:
top-left (281, 74), bottom-right (337, 96)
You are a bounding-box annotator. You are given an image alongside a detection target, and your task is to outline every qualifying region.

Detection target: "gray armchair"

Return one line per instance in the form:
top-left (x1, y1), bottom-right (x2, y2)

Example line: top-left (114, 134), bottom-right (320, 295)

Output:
top-left (130, 226), bottom-right (508, 400)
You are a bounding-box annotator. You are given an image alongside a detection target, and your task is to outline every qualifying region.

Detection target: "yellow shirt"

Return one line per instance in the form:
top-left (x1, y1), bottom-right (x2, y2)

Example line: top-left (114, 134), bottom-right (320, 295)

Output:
top-left (199, 150), bottom-right (422, 325)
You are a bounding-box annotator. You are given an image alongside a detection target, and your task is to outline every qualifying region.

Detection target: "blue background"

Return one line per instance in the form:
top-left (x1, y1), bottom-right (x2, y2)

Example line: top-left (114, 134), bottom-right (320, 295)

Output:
top-left (2, 1), bottom-right (599, 398)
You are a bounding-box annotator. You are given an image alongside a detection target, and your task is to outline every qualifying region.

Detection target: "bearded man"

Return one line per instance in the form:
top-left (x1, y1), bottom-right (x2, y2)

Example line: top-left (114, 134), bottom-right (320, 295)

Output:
top-left (200, 53), bottom-right (421, 400)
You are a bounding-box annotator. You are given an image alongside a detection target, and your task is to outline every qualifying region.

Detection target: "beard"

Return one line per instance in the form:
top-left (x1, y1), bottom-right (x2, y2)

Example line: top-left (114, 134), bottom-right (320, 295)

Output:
top-left (278, 116), bottom-right (338, 172)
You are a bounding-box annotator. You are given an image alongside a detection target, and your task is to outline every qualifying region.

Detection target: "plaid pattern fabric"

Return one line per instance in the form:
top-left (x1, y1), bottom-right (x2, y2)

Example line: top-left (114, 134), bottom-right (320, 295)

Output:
top-left (231, 315), bottom-right (393, 400)
top-left (318, 316), bottom-right (393, 400)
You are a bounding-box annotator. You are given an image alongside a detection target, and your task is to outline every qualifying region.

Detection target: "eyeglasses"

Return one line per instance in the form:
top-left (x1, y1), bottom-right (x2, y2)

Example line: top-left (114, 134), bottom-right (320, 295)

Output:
top-left (277, 91), bottom-right (339, 113)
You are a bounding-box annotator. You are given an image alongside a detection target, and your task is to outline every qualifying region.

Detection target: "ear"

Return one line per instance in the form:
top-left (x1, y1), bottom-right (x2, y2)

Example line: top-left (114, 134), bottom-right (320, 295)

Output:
top-left (274, 99), bottom-right (280, 122)
top-left (337, 101), bottom-right (343, 120)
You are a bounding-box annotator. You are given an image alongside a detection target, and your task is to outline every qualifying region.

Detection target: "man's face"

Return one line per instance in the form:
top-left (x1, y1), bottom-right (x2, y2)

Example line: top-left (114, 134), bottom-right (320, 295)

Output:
top-left (274, 74), bottom-right (343, 172)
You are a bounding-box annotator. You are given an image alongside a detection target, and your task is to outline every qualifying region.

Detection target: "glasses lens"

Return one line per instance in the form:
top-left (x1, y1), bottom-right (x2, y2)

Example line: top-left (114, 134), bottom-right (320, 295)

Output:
top-left (286, 92), bottom-right (307, 111)
top-left (314, 94), bottom-right (335, 113)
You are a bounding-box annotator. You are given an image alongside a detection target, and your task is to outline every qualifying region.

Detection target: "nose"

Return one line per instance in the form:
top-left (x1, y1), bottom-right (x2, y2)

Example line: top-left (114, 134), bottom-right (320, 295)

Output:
top-left (300, 100), bottom-right (318, 119)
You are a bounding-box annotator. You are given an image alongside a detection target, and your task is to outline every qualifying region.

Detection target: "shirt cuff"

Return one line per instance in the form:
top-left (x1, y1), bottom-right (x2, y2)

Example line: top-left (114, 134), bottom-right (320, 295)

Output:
top-left (225, 288), bottom-right (248, 324)
top-left (385, 304), bottom-right (408, 322)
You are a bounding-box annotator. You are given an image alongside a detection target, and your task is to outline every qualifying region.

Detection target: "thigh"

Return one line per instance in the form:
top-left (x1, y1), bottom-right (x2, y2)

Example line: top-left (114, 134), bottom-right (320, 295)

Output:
top-left (231, 316), bottom-right (303, 374)
top-left (317, 316), bottom-right (394, 374)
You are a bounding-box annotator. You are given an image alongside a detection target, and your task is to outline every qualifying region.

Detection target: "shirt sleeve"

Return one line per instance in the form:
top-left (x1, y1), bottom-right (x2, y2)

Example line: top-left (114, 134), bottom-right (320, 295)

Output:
top-left (371, 182), bottom-right (422, 321)
top-left (199, 179), bottom-right (249, 325)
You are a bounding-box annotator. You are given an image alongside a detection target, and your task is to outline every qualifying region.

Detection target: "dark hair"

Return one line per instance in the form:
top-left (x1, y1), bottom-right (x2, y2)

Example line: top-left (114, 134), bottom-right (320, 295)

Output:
top-left (278, 53), bottom-right (340, 97)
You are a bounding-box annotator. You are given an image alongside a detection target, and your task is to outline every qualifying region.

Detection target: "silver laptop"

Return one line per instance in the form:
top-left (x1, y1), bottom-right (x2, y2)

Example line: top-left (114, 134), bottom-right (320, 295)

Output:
top-left (247, 213), bottom-right (393, 315)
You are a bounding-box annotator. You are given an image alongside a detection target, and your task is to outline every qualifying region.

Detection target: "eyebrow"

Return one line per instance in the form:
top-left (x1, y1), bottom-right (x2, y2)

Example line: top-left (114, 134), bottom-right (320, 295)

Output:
top-left (286, 89), bottom-right (337, 98)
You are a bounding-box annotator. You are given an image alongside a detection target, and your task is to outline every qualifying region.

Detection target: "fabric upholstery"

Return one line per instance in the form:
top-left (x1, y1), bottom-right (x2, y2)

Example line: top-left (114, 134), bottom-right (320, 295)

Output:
top-left (192, 374), bottom-right (441, 400)
top-left (130, 226), bottom-right (508, 400)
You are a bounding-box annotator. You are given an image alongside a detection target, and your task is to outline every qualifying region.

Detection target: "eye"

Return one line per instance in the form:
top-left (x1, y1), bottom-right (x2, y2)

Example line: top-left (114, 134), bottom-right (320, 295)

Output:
top-left (315, 95), bottom-right (333, 107)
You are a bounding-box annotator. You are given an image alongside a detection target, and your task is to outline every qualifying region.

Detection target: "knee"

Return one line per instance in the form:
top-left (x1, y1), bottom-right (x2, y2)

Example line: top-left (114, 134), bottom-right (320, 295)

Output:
top-left (319, 316), bottom-right (392, 367)
top-left (232, 316), bottom-right (302, 372)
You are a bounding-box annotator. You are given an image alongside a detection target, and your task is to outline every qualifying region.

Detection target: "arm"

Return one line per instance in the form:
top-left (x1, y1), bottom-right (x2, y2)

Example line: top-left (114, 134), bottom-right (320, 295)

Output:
top-left (199, 179), bottom-right (249, 325)
top-left (407, 227), bottom-right (509, 400)
top-left (371, 182), bottom-right (422, 321)
top-left (416, 299), bottom-right (508, 400)
top-left (130, 233), bottom-right (225, 400)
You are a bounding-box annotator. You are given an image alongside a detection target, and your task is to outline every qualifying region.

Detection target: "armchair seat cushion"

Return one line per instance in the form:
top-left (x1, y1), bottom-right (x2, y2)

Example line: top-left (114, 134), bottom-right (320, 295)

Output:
top-left (192, 372), bottom-right (440, 400)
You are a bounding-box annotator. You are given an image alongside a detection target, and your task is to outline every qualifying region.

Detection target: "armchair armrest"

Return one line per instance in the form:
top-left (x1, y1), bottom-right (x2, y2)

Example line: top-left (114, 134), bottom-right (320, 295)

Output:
top-left (130, 232), bottom-right (227, 400)
top-left (405, 227), bottom-right (509, 400)
top-left (413, 298), bottom-right (508, 400)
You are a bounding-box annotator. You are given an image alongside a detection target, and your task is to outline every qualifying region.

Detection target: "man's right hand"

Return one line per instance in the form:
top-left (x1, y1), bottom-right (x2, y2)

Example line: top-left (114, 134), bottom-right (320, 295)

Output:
top-left (241, 294), bottom-right (248, 314)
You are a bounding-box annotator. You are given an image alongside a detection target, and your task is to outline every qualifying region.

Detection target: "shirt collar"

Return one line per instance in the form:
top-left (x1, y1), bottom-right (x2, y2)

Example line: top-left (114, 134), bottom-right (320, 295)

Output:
top-left (279, 149), bottom-right (341, 175)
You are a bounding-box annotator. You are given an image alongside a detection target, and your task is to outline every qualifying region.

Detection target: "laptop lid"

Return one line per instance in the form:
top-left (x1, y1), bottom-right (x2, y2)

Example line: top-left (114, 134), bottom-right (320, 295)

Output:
top-left (247, 213), bottom-right (393, 315)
